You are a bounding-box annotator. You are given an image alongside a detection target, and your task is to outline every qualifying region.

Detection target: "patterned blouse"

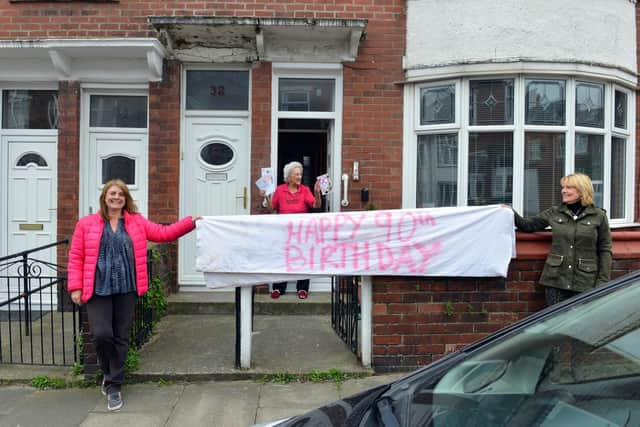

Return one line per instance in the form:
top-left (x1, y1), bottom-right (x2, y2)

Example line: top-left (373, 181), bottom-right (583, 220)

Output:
top-left (94, 218), bottom-right (137, 296)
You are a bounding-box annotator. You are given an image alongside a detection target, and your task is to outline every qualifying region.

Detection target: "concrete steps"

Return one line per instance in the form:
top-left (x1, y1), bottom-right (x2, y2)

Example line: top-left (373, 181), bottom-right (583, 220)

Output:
top-left (167, 291), bottom-right (332, 316)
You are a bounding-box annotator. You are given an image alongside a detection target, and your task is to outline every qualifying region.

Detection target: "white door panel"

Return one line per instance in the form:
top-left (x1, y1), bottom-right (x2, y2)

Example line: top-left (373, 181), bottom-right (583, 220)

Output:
top-left (180, 117), bottom-right (250, 287)
top-left (84, 131), bottom-right (148, 217)
top-left (4, 135), bottom-right (58, 307)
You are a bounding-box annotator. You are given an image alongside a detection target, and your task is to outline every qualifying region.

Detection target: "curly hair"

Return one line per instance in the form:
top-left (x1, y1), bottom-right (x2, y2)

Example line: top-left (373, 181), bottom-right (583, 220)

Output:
top-left (283, 161), bottom-right (303, 182)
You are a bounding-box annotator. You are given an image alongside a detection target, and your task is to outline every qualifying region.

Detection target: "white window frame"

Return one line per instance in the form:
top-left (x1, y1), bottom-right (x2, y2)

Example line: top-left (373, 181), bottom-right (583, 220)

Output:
top-left (271, 63), bottom-right (343, 212)
top-left (403, 75), bottom-right (636, 225)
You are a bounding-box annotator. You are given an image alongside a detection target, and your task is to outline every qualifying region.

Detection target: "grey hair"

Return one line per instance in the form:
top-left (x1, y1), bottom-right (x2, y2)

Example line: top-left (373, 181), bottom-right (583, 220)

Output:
top-left (283, 161), bottom-right (303, 181)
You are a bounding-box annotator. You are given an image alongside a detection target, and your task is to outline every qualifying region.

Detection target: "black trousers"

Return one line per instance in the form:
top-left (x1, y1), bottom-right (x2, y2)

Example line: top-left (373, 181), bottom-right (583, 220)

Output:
top-left (544, 287), bottom-right (579, 306)
top-left (86, 292), bottom-right (137, 394)
top-left (273, 279), bottom-right (309, 294)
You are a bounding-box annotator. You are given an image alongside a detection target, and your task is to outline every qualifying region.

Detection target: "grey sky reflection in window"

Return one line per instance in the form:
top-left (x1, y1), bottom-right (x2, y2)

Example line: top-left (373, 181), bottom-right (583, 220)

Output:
top-left (279, 78), bottom-right (335, 112)
top-left (525, 80), bottom-right (565, 126)
top-left (2, 90), bottom-right (58, 129)
top-left (186, 70), bottom-right (249, 110)
top-left (575, 82), bottom-right (604, 128)
top-left (421, 85), bottom-right (455, 125)
top-left (614, 90), bottom-right (627, 129)
top-left (90, 96), bottom-right (147, 128)
top-left (102, 156), bottom-right (135, 184)
top-left (470, 79), bottom-right (514, 125)
top-left (200, 143), bottom-right (234, 166)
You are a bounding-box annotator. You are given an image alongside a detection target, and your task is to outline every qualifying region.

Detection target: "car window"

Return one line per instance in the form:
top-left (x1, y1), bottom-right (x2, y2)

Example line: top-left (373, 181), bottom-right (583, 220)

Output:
top-left (382, 281), bottom-right (640, 427)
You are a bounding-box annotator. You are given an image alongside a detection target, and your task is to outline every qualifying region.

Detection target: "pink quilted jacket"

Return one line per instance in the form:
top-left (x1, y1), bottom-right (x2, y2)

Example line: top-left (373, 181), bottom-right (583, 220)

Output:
top-left (67, 211), bottom-right (195, 303)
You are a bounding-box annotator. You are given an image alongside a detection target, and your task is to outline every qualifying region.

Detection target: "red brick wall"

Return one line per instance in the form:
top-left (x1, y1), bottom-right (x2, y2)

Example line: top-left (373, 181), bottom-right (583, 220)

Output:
top-left (147, 59), bottom-right (182, 291)
top-left (148, 59), bottom-right (181, 224)
top-left (371, 234), bottom-right (640, 373)
top-left (371, 271), bottom-right (542, 372)
top-left (342, 14), bottom-right (406, 211)
top-left (56, 81), bottom-right (80, 267)
top-left (250, 62), bottom-right (273, 214)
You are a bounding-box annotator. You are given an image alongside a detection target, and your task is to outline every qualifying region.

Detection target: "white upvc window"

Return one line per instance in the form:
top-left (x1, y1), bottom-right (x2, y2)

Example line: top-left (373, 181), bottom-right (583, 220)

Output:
top-left (405, 75), bottom-right (635, 225)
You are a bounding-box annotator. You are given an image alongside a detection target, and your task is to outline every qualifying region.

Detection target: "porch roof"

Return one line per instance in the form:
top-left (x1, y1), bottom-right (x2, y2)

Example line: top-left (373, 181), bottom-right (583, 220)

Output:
top-left (148, 16), bottom-right (367, 63)
top-left (0, 38), bottom-right (165, 83)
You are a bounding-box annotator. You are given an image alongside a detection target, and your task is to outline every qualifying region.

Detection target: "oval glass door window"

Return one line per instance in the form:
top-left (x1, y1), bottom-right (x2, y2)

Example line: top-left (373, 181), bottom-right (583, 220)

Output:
top-left (200, 143), bottom-right (234, 167)
top-left (102, 155), bottom-right (135, 184)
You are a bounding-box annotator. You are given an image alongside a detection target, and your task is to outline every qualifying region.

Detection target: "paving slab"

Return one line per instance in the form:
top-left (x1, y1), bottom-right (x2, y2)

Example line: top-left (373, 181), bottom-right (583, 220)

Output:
top-left (167, 381), bottom-right (260, 427)
top-left (256, 381), bottom-right (341, 424)
top-left (0, 387), bottom-right (98, 427)
top-left (80, 383), bottom-right (183, 427)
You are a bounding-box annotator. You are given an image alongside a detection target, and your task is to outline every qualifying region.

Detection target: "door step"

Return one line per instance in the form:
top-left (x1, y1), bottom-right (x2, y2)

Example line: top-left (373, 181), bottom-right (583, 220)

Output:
top-left (167, 291), bottom-right (331, 315)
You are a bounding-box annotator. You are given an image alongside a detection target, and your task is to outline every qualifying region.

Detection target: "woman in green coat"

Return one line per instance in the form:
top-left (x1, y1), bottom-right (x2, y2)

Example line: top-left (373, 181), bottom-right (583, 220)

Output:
top-left (513, 173), bottom-right (612, 306)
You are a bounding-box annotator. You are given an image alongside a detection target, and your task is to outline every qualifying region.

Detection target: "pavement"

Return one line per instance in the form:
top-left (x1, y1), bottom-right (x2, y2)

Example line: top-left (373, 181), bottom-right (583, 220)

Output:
top-left (0, 292), bottom-right (409, 426)
top-left (0, 374), bottom-right (404, 427)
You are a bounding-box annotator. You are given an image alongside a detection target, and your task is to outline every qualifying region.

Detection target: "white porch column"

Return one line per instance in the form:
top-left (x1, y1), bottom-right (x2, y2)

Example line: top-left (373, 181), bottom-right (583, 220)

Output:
top-left (240, 286), bottom-right (253, 369)
top-left (361, 276), bottom-right (372, 368)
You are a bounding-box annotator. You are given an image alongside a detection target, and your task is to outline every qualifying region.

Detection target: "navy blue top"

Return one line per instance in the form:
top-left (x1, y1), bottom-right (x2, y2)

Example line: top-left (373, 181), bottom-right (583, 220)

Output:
top-left (94, 218), bottom-right (137, 296)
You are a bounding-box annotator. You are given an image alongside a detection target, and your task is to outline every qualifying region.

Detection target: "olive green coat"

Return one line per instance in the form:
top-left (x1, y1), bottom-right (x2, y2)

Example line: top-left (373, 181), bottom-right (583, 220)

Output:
top-left (514, 204), bottom-right (612, 292)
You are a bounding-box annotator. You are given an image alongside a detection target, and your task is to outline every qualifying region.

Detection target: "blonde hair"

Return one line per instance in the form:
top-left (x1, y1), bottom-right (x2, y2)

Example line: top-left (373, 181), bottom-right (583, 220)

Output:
top-left (561, 173), bottom-right (594, 207)
top-left (283, 161), bottom-right (303, 182)
top-left (99, 179), bottom-right (139, 221)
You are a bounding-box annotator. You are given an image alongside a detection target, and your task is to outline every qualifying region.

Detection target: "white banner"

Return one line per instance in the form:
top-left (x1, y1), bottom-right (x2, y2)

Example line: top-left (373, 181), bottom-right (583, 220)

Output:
top-left (196, 205), bottom-right (516, 288)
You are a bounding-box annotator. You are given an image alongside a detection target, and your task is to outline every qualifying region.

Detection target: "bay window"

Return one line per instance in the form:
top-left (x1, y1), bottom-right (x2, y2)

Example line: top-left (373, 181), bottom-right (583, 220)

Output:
top-left (410, 76), bottom-right (634, 224)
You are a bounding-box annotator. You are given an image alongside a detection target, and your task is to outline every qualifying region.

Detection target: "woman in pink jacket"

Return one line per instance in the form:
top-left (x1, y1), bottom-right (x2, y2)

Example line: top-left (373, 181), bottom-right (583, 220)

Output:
top-left (68, 179), bottom-right (200, 411)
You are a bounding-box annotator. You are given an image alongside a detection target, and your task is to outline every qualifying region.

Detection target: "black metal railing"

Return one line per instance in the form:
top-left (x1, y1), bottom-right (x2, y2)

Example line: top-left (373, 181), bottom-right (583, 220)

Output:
top-left (0, 240), bottom-right (81, 366)
top-left (130, 249), bottom-right (156, 349)
top-left (331, 275), bottom-right (360, 356)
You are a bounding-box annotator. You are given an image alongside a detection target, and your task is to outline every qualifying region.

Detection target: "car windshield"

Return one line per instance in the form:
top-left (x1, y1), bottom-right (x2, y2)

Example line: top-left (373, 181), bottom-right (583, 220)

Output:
top-left (384, 279), bottom-right (640, 427)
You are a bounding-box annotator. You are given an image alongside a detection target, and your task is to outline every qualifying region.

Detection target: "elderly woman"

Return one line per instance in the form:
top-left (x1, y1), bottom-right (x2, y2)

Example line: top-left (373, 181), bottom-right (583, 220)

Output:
top-left (512, 173), bottom-right (612, 306)
top-left (68, 179), bottom-right (200, 411)
top-left (263, 161), bottom-right (322, 299)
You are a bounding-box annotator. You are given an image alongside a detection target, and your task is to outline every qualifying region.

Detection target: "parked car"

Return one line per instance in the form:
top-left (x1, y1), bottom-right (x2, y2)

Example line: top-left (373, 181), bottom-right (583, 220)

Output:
top-left (257, 270), bottom-right (640, 426)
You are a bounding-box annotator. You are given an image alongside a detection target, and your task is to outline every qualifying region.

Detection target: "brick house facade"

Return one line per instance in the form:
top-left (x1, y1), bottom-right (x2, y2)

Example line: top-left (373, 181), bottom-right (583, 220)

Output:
top-left (1, 0), bottom-right (639, 373)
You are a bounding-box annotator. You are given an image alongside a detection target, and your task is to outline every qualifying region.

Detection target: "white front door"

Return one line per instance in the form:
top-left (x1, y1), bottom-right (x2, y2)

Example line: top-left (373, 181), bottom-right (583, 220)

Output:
top-left (179, 116), bottom-right (250, 287)
top-left (3, 135), bottom-right (58, 306)
top-left (83, 130), bottom-right (148, 216)
top-left (80, 91), bottom-right (149, 217)
top-left (6, 135), bottom-right (58, 254)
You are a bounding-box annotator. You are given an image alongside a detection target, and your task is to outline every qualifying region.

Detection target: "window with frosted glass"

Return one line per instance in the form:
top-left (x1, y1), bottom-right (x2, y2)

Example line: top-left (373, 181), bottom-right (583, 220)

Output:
top-left (611, 137), bottom-right (626, 218)
top-left (278, 78), bottom-right (334, 112)
top-left (417, 134), bottom-right (458, 207)
top-left (420, 85), bottom-right (455, 125)
top-left (186, 70), bottom-right (249, 110)
top-left (102, 156), bottom-right (135, 185)
top-left (614, 90), bottom-right (627, 130)
top-left (525, 80), bottom-right (565, 125)
top-left (575, 133), bottom-right (604, 207)
top-left (2, 90), bottom-right (58, 129)
top-left (575, 82), bottom-right (604, 128)
top-left (468, 133), bottom-right (513, 206)
top-left (469, 79), bottom-right (514, 125)
top-left (523, 133), bottom-right (565, 216)
top-left (90, 96), bottom-right (147, 128)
